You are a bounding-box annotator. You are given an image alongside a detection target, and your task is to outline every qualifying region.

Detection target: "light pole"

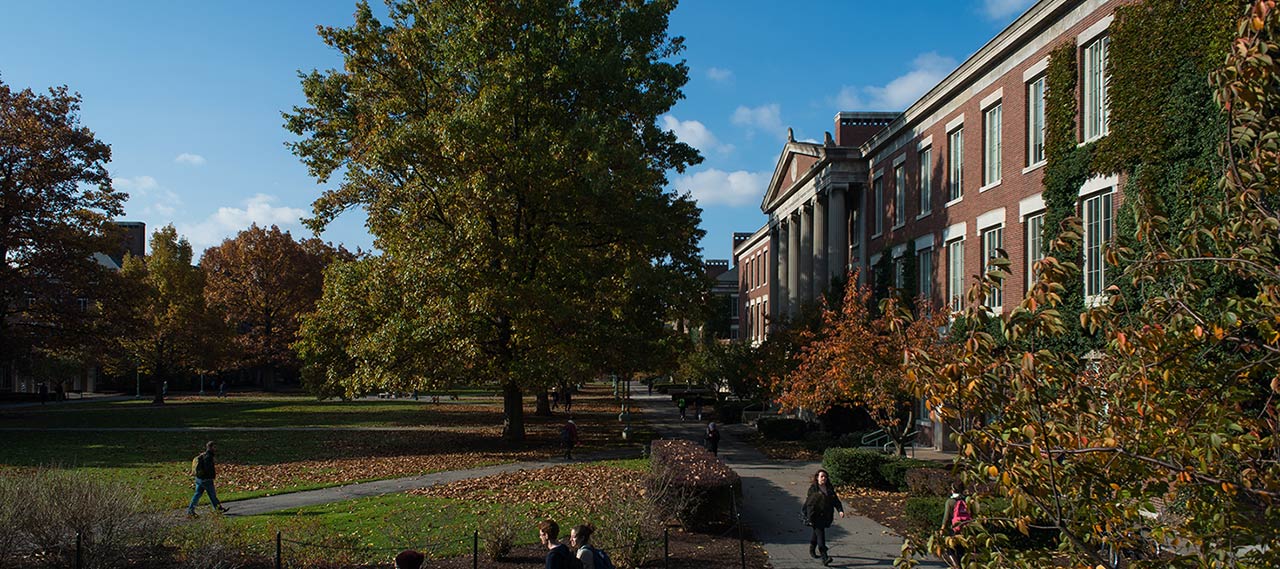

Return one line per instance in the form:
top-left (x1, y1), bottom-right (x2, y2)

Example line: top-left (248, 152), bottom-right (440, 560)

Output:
top-left (135, 368), bottom-right (140, 399)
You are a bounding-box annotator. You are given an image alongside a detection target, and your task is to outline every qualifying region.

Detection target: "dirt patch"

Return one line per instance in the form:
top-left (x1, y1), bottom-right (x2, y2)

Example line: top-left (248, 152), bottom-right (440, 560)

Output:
top-left (838, 486), bottom-right (917, 539)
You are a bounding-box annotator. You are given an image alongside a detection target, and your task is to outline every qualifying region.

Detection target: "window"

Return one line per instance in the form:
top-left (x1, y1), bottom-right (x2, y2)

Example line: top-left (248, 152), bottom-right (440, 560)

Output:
top-left (1025, 213), bottom-right (1045, 289)
top-left (1084, 36), bottom-right (1111, 140)
top-left (919, 147), bottom-right (932, 214)
top-left (918, 247), bottom-right (934, 303)
top-left (948, 128), bottom-right (964, 202)
top-left (731, 294), bottom-right (739, 318)
top-left (1084, 191), bottom-right (1114, 298)
top-left (1027, 76), bottom-right (1046, 165)
top-left (982, 226), bottom-right (1004, 311)
top-left (983, 103), bottom-right (1002, 186)
top-left (948, 239), bottom-right (965, 311)
top-left (873, 175), bottom-right (884, 236)
top-left (894, 165), bottom-right (906, 227)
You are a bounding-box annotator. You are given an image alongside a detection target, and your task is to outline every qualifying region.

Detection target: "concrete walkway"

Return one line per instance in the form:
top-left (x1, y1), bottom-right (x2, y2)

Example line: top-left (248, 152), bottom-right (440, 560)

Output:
top-left (630, 392), bottom-right (946, 569)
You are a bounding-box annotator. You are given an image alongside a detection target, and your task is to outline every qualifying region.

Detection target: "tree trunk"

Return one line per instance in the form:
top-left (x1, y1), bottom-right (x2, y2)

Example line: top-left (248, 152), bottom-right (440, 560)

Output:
top-left (152, 375), bottom-right (165, 405)
top-left (502, 381), bottom-right (525, 443)
top-left (535, 390), bottom-right (552, 416)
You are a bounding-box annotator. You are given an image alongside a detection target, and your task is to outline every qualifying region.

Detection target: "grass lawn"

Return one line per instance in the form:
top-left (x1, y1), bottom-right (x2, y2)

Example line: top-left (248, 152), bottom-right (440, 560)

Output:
top-left (230, 459), bottom-right (651, 564)
top-left (0, 386), bottom-right (645, 507)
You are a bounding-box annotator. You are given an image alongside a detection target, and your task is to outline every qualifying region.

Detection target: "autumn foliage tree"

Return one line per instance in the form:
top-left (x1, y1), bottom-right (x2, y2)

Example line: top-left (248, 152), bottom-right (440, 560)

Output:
top-left (777, 271), bottom-right (948, 456)
top-left (201, 224), bottom-right (348, 387)
top-left (897, 2), bottom-right (1280, 567)
top-left (0, 79), bottom-right (127, 378)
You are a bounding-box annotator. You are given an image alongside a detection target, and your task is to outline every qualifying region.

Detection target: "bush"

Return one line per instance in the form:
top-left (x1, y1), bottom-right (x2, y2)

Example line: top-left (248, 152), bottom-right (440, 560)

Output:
top-left (802, 431), bottom-right (836, 453)
top-left (479, 515), bottom-right (518, 560)
top-left (878, 458), bottom-right (936, 492)
top-left (905, 467), bottom-right (954, 497)
top-left (715, 400), bottom-right (757, 424)
top-left (757, 416), bottom-right (808, 440)
top-left (835, 431), bottom-right (868, 448)
top-left (822, 448), bottom-right (890, 488)
top-left (649, 439), bottom-right (740, 531)
top-left (904, 496), bottom-right (947, 533)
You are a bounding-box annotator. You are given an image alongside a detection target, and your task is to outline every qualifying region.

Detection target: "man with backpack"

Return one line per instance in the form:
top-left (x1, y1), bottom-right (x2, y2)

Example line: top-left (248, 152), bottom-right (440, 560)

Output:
top-left (570, 524), bottom-right (616, 569)
top-left (940, 481), bottom-right (972, 567)
top-left (187, 441), bottom-right (229, 516)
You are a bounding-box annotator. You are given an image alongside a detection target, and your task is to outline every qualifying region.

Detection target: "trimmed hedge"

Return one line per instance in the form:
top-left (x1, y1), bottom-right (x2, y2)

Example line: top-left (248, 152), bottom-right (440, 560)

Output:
top-left (822, 448), bottom-right (889, 488)
top-left (904, 496), bottom-right (947, 532)
top-left (905, 467), bottom-right (954, 497)
top-left (878, 458), bottom-right (935, 492)
top-left (757, 417), bottom-right (808, 440)
top-left (649, 439), bottom-right (740, 531)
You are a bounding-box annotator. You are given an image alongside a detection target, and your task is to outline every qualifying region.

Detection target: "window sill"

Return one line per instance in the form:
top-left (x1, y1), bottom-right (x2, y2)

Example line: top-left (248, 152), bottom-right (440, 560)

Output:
top-left (891, 222), bottom-right (906, 231)
top-left (1023, 161), bottom-right (1046, 175)
top-left (871, 232), bottom-right (883, 240)
top-left (979, 180), bottom-right (1002, 193)
top-left (944, 196), bottom-right (963, 208)
top-left (916, 211), bottom-right (932, 221)
top-left (1078, 133), bottom-right (1107, 147)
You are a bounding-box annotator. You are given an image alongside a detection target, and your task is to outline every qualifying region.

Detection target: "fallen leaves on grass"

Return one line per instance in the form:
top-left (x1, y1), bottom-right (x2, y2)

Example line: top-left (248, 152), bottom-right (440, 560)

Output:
top-left (408, 464), bottom-right (646, 506)
top-left (837, 485), bottom-right (913, 537)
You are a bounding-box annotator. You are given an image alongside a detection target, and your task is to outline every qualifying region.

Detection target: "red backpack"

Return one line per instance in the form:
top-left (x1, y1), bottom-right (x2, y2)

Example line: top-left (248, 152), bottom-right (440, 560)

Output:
top-left (951, 497), bottom-right (973, 530)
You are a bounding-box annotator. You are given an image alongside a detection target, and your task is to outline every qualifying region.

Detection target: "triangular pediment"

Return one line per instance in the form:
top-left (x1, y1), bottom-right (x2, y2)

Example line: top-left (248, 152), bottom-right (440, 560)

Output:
top-left (761, 140), bottom-right (822, 213)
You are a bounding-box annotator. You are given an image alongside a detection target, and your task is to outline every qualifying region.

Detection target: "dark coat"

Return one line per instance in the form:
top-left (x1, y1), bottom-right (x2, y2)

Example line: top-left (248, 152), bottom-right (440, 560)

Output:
top-left (803, 483), bottom-right (843, 528)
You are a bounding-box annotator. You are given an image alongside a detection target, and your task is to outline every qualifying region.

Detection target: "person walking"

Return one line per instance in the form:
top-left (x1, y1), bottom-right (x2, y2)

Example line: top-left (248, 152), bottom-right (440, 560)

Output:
top-left (677, 397), bottom-right (687, 420)
top-left (187, 441), bottom-right (229, 516)
top-left (218, 379), bottom-right (227, 398)
top-left (562, 387), bottom-right (573, 414)
top-left (38, 382), bottom-right (48, 405)
top-left (940, 481), bottom-right (972, 567)
top-left (394, 549), bottom-right (425, 569)
top-left (570, 524), bottom-right (597, 569)
top-left (539, 520), bottom-right (575, 569)
top-left (705, 422), bottom-right (721, 456)
top-left (694, 397), bottom-right (702, 421)
top-left (560, 419), bottom-right (578, 460)
top-left (802, 468), bottom-right (845, 565)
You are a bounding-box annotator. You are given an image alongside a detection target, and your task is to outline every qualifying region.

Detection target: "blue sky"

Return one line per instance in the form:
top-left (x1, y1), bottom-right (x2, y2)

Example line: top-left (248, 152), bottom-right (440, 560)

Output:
top-left (0, 0), bottom-right (1034, 261)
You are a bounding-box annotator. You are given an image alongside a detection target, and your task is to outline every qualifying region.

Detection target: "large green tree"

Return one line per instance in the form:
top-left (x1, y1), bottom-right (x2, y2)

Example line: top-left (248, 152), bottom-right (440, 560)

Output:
top-left (202, 224), bottom-right (350, 387)
top-left (0, 79), bottom-right (127, 379)
top-left (286, 0), bottom-right (704, 441)
top-left (113, 226), bottom-right (227, 403)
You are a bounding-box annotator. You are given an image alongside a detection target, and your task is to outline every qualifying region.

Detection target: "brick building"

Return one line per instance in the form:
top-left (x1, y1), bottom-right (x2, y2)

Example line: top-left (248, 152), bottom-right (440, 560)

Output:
top-left (733, 0), bottom-right (1126, 448)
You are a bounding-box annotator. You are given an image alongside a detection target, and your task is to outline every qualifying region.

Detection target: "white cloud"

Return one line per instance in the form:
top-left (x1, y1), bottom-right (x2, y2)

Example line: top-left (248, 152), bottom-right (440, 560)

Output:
top-left (833, 52), bottom-right (958, 111)
top-left (113, 175), bottom-right (159, 191)
top-left (180, 194), bottom-right (308, 250)
top-left (661, 115), bottom-right (733, 155)
top-left (674, 169), bottom-right (769, 207)
top-left (706, 67), bottom-right (734, 83)
top-left (174, 153), bottom-right (206, 166)
top-left (731, 104), bottom-right (784, 137)
top-left (981, 0), bottom-right (1035, 20)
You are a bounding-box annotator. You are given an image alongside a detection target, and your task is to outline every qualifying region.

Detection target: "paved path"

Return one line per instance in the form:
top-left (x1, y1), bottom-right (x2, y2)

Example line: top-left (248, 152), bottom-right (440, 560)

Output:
top-left (630, 393), bottom-right (946, 569)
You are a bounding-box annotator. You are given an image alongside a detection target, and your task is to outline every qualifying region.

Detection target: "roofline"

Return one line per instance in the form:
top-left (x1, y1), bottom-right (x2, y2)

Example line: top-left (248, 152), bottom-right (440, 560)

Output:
top-left (859, 0), bottom-right (1077, 155)
top-left (732, 224), bottom-right (771, 258)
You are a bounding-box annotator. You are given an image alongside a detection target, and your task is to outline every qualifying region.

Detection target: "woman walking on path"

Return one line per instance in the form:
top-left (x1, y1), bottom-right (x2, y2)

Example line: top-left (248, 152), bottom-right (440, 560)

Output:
top-left (802, 468), bottom-right (845, 566)
top-left (940, 481), bottom-right (972, 567)
top-left (705, 422), bottom-right (721, 456)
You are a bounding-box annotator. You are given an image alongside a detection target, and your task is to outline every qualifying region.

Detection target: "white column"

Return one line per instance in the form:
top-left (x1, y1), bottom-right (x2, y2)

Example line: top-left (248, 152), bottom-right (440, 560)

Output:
top-left (799, 203), bottom-right (814, 305)
top-left (814, 194), bottom-right (828, 298)
top-left (828, 185), bottom-right (848, 280)
top-left (787, 212), bottom-right (801, 317)
top-left (768, 226), bottom-right (780, 329)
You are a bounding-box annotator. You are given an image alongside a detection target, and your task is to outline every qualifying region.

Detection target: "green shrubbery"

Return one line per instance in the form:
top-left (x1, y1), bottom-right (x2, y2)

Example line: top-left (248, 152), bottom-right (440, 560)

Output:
top-left (756, 417), bottom-right (808, 440)
top-left (822, 448), bottom-right (890, 488)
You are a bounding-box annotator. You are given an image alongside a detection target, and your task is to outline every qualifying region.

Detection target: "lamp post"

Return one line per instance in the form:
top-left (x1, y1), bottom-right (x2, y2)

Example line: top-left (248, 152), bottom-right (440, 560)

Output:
top-left (135, 368), bottom-right (140, 399)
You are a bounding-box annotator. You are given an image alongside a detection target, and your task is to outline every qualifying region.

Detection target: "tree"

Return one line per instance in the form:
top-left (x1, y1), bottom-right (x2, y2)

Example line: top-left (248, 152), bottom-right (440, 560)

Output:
top-left (777, 271), bottom-right (948, 456)
top-left (112, 226), bottom-right (227, 403)
top-left (202, 224), bottom-right (349, 387)
top-left (899, 2), bottom-right (1280, 566)
top-left (0, 79), bottom-right (127, 378)
top-left (285, 0), bottom-right (704, 441)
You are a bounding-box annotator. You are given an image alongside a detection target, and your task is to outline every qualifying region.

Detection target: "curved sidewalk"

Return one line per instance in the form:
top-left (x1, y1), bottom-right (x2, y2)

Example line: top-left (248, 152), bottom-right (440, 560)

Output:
top-left (630, 392), bottom-right (946, 569)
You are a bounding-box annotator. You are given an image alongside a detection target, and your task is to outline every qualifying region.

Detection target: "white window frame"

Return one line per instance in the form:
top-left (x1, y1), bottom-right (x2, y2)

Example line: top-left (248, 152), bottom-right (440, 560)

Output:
top-left (982, 225), bottom-right (1004, 312)
top-left (918, 246), bottom-right (934, 304)
top-left (948, 128), bottom-right (964, 204)
top-left (918, 146), bottom-right (932, 217)
top-left (1083, 190), bottom-right (1114, 304)
top-left (1025, 212), bottom-right (1045, 291)
top-left (1027, 76), bottom-right (1047, 168)
top-left (1083, 35), bottom-right (1111, 142)
top-left (947, 238), bottom-right (965, 312)
top-left (982, 102), bottom-right (1002, 189)
top-left (893, 164), bottom-right (906, 228)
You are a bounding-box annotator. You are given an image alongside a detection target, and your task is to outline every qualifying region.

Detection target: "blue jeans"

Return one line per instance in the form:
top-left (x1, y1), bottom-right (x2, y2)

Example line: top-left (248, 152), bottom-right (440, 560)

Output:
top-left (187, 477), bottom-right (221, 512)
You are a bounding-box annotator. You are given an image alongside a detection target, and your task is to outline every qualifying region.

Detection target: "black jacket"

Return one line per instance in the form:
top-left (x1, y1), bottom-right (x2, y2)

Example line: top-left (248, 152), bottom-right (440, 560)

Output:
top-left (803, 483), bottom-right (843, 528)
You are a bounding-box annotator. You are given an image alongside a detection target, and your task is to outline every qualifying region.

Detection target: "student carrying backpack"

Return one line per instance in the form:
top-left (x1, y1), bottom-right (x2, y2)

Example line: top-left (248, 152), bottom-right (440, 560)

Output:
top-left (941, 481), bottom-right (972, 567)
top-left (569, 524), bottom-right (616, 569)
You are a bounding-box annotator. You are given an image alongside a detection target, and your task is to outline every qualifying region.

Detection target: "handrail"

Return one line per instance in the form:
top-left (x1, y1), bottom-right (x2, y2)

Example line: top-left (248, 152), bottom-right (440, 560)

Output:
top-left (861, 429), bottom-right (888, 447)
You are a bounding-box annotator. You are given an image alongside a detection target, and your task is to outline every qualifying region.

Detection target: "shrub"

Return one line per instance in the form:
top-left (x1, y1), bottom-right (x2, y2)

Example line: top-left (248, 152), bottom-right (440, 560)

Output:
top-left (756, 416), bottom-right (808, 440)
top-left (649, 439), bottom-right (740, 531)
top-left (822, 448), bottom-right (889, 488)
top-left (878, 458), bottom-right (936, 492)
top-left (835, 431), bottom-right (868, 448)
top-left (589, 487), bottom-right (663, 569)
top-left (904, 496), bottom-right (947, 533)
top-left (479, 514), bottom-right (518, 560)
top-left (715, 400), bottom-right (756, 424)
top-left (905, 467), bottom-right (954, 497)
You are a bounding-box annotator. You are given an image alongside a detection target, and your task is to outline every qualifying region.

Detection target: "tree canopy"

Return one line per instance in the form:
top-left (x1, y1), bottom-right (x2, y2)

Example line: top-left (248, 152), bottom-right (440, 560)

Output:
top-left (286, 0), bottom-right (704, 440)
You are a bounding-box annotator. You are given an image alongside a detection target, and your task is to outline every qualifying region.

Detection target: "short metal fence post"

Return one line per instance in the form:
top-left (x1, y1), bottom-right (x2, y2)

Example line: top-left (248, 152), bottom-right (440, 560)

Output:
top-left (736, 482), bottom-right (745, 569)
top-left (473, 530), bottom-right (479, 569)
top-left (275, 531), bottom-right (282, 569)
top-left (75, 530), bottom-right (82, 569)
